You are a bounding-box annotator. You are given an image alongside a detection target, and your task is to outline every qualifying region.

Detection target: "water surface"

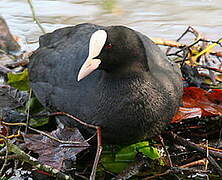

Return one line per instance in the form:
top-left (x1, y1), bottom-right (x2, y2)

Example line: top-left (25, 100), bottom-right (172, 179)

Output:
top-left (0, 0), bottom-right (221, 50)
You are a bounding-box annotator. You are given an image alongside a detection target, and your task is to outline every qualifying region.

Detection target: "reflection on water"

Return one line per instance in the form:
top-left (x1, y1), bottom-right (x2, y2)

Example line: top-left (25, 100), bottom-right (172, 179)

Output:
top-left (0, 0), bottom-right (221, 50)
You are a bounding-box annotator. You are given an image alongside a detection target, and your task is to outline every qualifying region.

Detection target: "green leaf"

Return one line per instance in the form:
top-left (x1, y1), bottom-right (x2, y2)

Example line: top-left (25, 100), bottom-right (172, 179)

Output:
top-left (26, 96), bottom-right (44, 114)
top-left (29, 117), bottom-right (49, 127)
top-left (138, 145), bottom-right (160, 160)
top-left (7, 69), bottom-right (30, 91)
top-left (25, 96), bottom-right (47, 127)
top-left (101, 152), bottom-right (129, 174)
top-left (101, 141), bottom-right (161, 173)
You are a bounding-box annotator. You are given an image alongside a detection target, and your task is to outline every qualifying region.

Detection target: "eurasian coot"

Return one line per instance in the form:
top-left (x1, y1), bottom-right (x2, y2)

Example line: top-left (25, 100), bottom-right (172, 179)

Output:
top-left (29, 23), bottom-right (183, 144)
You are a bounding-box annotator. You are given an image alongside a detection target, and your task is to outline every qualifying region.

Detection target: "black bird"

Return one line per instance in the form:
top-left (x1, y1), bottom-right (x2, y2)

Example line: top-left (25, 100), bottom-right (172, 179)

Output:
top-left (29, 23), bottom-right (183, 145)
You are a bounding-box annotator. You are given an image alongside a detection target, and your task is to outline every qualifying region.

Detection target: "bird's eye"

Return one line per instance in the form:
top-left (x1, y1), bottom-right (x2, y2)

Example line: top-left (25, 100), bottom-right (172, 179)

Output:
top-left (105, 43), bottom-right (113, 49)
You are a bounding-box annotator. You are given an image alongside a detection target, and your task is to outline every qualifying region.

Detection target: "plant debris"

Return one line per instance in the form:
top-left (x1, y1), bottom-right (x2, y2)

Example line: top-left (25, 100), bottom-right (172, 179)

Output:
top-left (24, 126), bottom-right (89, 170)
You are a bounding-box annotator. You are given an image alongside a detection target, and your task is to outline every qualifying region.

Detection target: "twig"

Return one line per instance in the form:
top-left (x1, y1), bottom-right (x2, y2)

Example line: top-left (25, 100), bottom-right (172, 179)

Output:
top-left (171, 132), bottom-right (222, 177)
top-left (159, 135), bottom-right (172, 167)
top-left (143, 167), bottom-right (210, 180)
top-left (27, 126), bottom-right (91, 146)
top-left (151, 38), bottom-right (186, 48)
top-left (0, 49), bottom-right (16, 60)
top-left (143, 169), bottom-right (170, 180)
top-left (0, 135), bottom-right (9, 177)
top-left (167, 38), bottom-right (201, 59)
top-left (51, 112), bottom-right (98, 129)
top-left (91, 127), bottom-right (102, 180)
top-left (25, 89), bottom-right (32, 134)
top-left (181, 46), bottom-right (189, 66)
top-left (5, 59), bottom-right (29, 68)
top-left (74, 173), bottom-right (88, 180)
top-left (0, 154), bottom-right (24, 160)
top-left (201, 145), bottom-right (222, 153)
top-left (1, 121), bottom-right (27, 126)
top-left (211, 51), bottom-right (222, 57)
top-left (193, 38), bottom-right (222, 61)
top-left (27, 0), bottom-right (46, 34)
top-left (171, 132), bottom-right (222, 159)
top-left (1, 121), bottom-right (91, 145)
top-left (188, 26), bottom-right (204, 40)
top-left (204, 55), bottom-right (217, 84)
top-left (196, 65), bottom-right (222, 73)
top-left (207, 155), bottom-right (222, 176)
top-left (0, 132), bottom-right (21, 143)
top-left (0, 64), bottom-right (13, 74)
top-left (180, 158), bottom-right (207, 168)
top-left (172, 166), bottom-right (210, 174)
top-left (166, 26), bottom-right (191, 55)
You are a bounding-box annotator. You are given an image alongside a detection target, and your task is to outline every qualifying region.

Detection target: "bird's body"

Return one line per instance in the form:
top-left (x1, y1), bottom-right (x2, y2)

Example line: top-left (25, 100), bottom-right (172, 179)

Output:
top-left (29, 23), bottom-right (183, 144)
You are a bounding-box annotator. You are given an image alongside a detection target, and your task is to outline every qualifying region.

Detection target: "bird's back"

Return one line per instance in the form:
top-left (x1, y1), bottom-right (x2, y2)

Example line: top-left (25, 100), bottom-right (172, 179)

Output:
top-left (29, 24), bottom-right (104, 119)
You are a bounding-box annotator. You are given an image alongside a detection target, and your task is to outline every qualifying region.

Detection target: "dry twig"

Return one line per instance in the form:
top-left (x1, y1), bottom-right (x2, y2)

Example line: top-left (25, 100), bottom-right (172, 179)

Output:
top-left (171, 132), bottom-right (222, 177)
top-left (27, 0), bottom-right (45, 34)
top-left (159, 135), bottom-right (173, 167)
top-left (0, 135), bottom-right (9, 177)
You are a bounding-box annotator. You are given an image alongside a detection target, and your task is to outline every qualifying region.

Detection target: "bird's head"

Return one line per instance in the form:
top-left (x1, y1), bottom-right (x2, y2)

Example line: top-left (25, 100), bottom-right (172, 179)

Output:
top-left (77, 26), bottom-right (147, 81)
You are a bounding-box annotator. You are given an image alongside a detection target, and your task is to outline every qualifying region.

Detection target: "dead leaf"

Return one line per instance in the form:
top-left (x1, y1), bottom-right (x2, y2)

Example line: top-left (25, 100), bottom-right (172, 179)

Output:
top-left (215, 74), bottom-right (222, 82)
top-left (172, 107), bottom-right (202, 123)
top-left (172, 87), bottom-right (222, 123)
top-left (24, 126), bottom-right (89, 170)
top-left (0, 123), bottom-right (8, 137)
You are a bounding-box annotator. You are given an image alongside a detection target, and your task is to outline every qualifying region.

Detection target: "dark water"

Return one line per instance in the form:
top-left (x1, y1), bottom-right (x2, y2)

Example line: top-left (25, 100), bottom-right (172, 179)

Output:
top-left (0, 0), bottom-right (221, 51)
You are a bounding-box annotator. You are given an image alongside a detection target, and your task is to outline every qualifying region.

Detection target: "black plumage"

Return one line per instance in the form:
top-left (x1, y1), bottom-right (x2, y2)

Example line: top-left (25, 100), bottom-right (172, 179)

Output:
top-left (29, 23), bottom-right (183, 144)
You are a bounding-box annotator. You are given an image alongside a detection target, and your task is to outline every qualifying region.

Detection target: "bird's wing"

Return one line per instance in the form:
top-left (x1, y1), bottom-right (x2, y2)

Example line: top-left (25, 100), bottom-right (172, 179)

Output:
top-left (29, 23), bottom-right (103, 117)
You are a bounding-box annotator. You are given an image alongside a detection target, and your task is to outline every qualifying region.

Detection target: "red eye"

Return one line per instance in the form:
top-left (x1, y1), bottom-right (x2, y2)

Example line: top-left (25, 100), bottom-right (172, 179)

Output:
top-left (105, 43), bottom-right (112, 49)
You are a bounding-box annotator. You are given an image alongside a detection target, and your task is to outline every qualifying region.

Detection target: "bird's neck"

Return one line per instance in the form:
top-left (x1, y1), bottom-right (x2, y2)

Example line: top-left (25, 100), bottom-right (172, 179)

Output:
top-left (101, 70), bottom-right (144, 83)
top-left (97, 71), bottom-right (150, 97)
top-left (102, 61), bottom-right (148, 79)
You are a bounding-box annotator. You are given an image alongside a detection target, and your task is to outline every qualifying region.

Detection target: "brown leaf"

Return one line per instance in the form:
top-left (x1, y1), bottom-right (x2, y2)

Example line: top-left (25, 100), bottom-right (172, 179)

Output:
top-left (172, 87), bottom-right (222, 123)
top-left (0, 17), bottom-right (21, 53)
top-left (0, 123), bottom-right (8, 137)
top-left (172, 107), bottom-right (202, 123)
top-left (24, 127), bottom-right (89, 170)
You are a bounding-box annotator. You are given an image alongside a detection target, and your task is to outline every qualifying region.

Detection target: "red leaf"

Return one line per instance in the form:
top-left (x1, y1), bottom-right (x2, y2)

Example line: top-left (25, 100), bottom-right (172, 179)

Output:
top-left (35, 170), bottom-right (51, 176)
top-left (172, 107), bottom-right (202, 123)
top-left (172, 87), bottom-right (222, 122)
